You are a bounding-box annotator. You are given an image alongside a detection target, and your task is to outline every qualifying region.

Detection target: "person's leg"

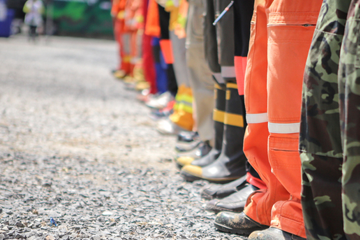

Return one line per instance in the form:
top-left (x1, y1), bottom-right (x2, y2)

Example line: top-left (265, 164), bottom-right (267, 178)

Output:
top-left (168, 31), bottom-right (194, 131)
top-left (121, 32), bottom-right (132, 75)
top-left (175, 0), bottom-right (225, 168)
top-left (215, 1), bottom-right (321, 238)
top-left (248, 1), bottom-right (321, 238)
top-left (300, 0), bottom-right (351, 239)
top-left (242, 0), bottom-right (284, 227)
top-left (338, 1), bottom-right (360, 238)
top-left (30, 25), bottom-right (37, 40)
top-left (185, 0), bottom-right (214, 144)
top-left (181, 0), bottom-right (248, 183)
top-left (129, 30), bottom-right (138, 77)
top-left (142, 34), bottom-right (157, 94)
top-left (158, 4), bottom-right (178, 96)
top-left (152, 37), bottom-right (168, 94)
top-left (113, 19), bottom-right (123, 71)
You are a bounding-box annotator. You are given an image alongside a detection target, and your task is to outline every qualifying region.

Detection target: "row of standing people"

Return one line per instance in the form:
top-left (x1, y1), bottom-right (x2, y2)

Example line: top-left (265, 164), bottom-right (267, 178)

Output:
top-left (111, 0), bottom-right (360, 239)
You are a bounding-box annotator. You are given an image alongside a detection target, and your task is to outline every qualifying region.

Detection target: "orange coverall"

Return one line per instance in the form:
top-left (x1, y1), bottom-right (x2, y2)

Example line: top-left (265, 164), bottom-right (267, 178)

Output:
top-left (111, 0), bottom-right (131, 73)
top-left (125, 0), bottom-right (143, 74)
top-left (241, 0), bottom-right (321, 237)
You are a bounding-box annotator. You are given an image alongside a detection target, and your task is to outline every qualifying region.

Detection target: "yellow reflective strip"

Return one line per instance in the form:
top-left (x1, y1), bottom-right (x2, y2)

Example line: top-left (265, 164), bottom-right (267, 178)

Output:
top-left (175, 95), bottom-right (181, 101)
top-left (215, 84), bottom-right (222, 89)
top-left (182, 95), bottom-right (193, 103)
top-left (226, 83), bottom-right (238, 89)
top-left (226, 90), bottom-right (231, 100)
top-left (176, 104), bottom-right (193, 114)
top-left (123, 56), bottom-right (131, 62)
top-left (175, 95), bottom-right (193, 103)
top-left (213, 109), bottom-right (225, 123)
top-left (224, 113), bottom-right (244, 127)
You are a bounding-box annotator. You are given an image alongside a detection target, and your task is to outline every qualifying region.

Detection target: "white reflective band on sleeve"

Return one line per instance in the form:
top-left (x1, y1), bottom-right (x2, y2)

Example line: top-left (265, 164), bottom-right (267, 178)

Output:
top-left (246, 113), bottom-right (268, 124)
top-left (213, 72), bottom-right (225, 84)
top-left (221, 66), bottom-right (236, 78)
top-left (268, 122), bottom-right (300, 134)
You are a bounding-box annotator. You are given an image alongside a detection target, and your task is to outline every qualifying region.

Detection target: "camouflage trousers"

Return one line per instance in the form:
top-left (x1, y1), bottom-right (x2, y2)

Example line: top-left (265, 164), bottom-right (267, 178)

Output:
top-left (300, 0), bottom-right (360, 239)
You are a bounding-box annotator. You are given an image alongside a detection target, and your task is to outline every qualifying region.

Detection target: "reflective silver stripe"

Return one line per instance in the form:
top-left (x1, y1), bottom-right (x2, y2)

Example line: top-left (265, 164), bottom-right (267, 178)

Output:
top-left (131, 57), bottom-right (140, 64)
top-left (246, 113), bottom-right (268, 124)
top-left (213, 72), bottom-right (225, 84)
top-left (268, 122), bottom-right (300, 134)
top-left (221, 66), bottom-right (236, 78)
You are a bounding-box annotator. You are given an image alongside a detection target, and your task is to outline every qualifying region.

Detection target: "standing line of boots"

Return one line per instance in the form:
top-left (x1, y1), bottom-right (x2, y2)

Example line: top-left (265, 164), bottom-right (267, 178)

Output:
top-left (110, 0), bottom-right (360, 239)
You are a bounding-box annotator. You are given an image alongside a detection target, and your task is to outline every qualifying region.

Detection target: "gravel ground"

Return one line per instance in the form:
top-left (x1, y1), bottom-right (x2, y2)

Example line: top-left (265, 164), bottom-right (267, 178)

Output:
top-left (0, 35), bottom-right (247, 239)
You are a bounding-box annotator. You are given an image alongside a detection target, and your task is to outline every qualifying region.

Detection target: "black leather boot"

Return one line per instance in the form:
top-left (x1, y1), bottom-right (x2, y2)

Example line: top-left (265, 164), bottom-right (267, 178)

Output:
top-left (175, 84), bottom-right (225, 168)
top-left (215, 212), bottom-right (268, 236)
top-left (205, 184), bottom-right (257, 213)
top-left (201, 175), bottom-right (247, 200)
top-left (177, 131), bottom-right (199, 143)
top-left (175, 131), bottom-right (201, 152)
top-left (174, 141), bottom-right (212, 169)
top-left (181, 82), bottom-right (247, 183)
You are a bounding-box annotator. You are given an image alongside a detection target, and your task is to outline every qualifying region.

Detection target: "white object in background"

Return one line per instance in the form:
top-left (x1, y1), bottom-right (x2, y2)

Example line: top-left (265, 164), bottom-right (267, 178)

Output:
top-left (0, 0), bottom-right (7, 21)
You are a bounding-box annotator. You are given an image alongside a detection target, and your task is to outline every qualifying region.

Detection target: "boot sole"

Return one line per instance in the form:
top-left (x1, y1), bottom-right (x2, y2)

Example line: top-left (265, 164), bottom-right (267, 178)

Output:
top-left (214, 222), bottom-right (254, 236)
top-left (200, 192), bottom-right (214, 200)
top-left (181, 171), bottom-right (239, 184)
top-left (175, 141), bottom-right (201, 152)
top-left (205, 205), bottom-right (244, 214)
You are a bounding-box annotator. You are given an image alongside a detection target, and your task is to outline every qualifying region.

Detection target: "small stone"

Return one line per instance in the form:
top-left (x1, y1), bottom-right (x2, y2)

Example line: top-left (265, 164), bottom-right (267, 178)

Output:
top-left (16, 222), bottom-right (25, 228)
top-left (102, 211), bottom-right (113, 216)
top-left (73, 225), bottom-right (82, 230)
top-left (91, 236), bottom-right (101, 240)
top-left (46, 235), bottom-right (55, 240)
top-left (0, 234), bottom-right (4, 240)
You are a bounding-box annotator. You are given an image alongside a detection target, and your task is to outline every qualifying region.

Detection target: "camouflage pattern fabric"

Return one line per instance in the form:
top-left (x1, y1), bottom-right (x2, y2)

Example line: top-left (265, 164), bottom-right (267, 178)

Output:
top-left (338, 0), bottom-right (360, 238)
top-left (300, 0), bottom-right (351, 239)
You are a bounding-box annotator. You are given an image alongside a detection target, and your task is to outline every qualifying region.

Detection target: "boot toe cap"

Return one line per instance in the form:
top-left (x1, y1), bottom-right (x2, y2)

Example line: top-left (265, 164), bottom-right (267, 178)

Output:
top-left (181, 165), bottom-right (203, 177)
top-left (176, 156), bottom-right (195, 167)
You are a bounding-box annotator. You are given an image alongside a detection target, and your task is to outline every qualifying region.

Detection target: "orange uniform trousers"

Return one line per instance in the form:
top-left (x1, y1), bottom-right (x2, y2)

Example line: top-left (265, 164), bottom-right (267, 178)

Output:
top-left (242, 0), bottom-right (321, 238)
top-left (112, 0), bottom-right (132, 73)
top-left (114, 19), bottom-right (131, 73)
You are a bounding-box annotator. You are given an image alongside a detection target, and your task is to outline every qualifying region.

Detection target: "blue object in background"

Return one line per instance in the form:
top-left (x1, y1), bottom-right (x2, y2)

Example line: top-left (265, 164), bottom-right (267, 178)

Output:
top-left (0, 9), bottom-right (14, 37)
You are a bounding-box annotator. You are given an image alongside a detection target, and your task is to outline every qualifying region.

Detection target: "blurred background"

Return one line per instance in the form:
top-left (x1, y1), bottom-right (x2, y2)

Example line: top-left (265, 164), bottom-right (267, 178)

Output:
top-left (1, 0), bottom-right (113, 38)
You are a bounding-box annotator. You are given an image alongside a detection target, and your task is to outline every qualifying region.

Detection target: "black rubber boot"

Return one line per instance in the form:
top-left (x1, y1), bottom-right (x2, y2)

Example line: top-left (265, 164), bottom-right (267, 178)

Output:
top-left (181, 82), bottom-right (248, 183)
top-left (175, 83), bottom-right (225, 168)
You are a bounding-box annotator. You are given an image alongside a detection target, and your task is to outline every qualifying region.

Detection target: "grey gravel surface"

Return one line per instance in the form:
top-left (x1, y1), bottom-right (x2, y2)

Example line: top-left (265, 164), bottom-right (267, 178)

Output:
top-left (0, 35), bottom-right (246, 239)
